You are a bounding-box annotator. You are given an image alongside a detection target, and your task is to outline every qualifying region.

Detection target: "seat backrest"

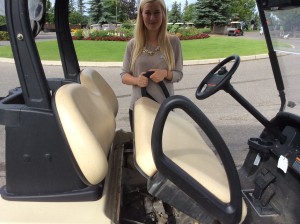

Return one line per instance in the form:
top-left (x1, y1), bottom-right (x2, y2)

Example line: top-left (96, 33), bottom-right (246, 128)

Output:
top-left (133, 97), bottom-right (247, 223)
top-left (54, 83), bottom-right (116, 185)
top-left (79, 68), bottom-right (118, 117)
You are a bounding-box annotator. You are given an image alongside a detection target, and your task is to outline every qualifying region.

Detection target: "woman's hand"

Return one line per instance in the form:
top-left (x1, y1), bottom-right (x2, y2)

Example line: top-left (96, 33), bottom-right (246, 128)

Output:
top-left (136, 73), bottom-right (149, 87)
top-left (149, 69), bottom-right (168, 83)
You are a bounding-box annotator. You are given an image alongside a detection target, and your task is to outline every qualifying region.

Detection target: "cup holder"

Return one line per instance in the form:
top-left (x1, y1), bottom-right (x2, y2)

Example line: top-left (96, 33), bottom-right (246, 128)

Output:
top-left (248, 138), bottom-right (273, 151)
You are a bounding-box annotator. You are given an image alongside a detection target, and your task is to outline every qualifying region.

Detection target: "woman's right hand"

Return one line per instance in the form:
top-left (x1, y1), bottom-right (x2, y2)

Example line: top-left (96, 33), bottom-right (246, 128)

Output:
top-left (136, 73), bottom-right (149, 87)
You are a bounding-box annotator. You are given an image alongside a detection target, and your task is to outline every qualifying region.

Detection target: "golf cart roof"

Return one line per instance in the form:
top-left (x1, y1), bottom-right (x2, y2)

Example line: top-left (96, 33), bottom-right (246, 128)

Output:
top-left (262, 0), bottom-right (300, 10)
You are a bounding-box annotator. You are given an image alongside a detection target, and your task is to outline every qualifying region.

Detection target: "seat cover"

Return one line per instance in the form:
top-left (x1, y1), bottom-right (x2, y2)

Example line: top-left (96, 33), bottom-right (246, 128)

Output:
top-left (55, 83), bottom-right (116, 185)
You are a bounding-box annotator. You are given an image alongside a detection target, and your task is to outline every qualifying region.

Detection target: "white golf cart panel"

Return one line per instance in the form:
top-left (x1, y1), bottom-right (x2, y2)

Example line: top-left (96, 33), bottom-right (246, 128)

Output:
top-left (55, 83), bottom-right (116, 185)
top-left (80, 68), bottom-right (118, 117)
top-left (0, 171), bottom-right (113, 224)
top-left (134, 97), bottom-right (247, 221)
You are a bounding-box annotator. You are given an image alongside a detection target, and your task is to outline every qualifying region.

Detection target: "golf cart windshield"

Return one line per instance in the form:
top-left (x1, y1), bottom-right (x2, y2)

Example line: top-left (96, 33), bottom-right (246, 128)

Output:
top-left (230, 22), bottom-right (242, 28)
top-left (264, 7), bottom-right (300, 116)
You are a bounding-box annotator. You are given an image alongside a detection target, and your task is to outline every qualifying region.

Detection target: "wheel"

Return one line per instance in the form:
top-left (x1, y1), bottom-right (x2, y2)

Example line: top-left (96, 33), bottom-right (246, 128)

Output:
top-left (196, 55), bottom-right (240, 100)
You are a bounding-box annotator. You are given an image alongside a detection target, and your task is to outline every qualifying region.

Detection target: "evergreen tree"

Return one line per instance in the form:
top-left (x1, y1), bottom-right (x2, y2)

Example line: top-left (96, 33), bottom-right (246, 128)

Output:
top-left (69, 0), bottom-right (76, 13)
top-left (195, 0), bottom-right (230, 29)
top-left (120, 0), bottom-right (137, 22)
top-left (101, 0), bottom-right (116, 23)
top-left (182, 0), bottom-right (196, 23)
top-left (77, 0), bottom-right (86, 15)
top-left (88, 0), bottom-right (103, 24)
top-left (169, 1), bottom-right (182, 23)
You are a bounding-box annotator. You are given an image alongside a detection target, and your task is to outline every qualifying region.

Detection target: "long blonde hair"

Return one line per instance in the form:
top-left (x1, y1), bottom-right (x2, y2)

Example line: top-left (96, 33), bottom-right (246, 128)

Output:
top-left (130, 0), bottom-right (175, 71)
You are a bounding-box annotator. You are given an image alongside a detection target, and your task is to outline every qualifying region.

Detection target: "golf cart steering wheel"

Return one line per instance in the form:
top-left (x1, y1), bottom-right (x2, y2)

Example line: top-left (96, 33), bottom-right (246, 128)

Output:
top-left (141, 71), bottom-right (170, 99)
top-left (196, 55), bottom-right (240, 100)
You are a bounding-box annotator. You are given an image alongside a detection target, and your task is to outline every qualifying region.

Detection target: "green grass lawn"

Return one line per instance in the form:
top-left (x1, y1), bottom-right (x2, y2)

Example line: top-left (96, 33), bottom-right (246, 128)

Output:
top-left (0, 36), bottom-right (268, 61)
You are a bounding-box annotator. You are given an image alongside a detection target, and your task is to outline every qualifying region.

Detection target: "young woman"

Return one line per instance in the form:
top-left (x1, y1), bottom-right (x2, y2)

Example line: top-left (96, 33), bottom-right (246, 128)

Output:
top-left (120, 0), bottom-right (183, 131)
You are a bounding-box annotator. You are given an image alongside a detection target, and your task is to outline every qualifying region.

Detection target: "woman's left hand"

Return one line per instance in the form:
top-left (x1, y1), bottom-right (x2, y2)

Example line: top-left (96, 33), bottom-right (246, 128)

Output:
top-left (149, 69), bottom-right (167, 83)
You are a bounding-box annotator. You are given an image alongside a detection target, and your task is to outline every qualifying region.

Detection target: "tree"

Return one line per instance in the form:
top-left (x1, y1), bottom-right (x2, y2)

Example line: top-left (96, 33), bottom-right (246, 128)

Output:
top-left (169, 1), bottom-right (182, 23)
top-left (69, 0), bottom-right (76, 13)
top-left (69, 11), bottom-right (83, 24)
top-left (195, 0), bottom-right (230, 29)
top-left (45, 0), bottom-right (54, 23)
top-left (101, 0), bottom-right (116, 24)
top-left (77, 0), bottom-right (86, 15)
top-left (0, 16), bottom-right (5, 26)
top-left (88, 0), bottom-right (103, 24)
top-left (228, 0), bottom-right (256, 23)
top-left (120, 0), bottom-right (137, 22)
top-left (182, 0), bottom-right (196, 23)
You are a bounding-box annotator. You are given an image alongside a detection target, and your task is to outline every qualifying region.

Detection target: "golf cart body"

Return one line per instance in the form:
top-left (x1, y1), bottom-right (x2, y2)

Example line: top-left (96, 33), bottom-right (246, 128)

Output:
top-left (0, 0), bottom-right (299, 224)
top-left (227, 21), bottom-right (244, 36)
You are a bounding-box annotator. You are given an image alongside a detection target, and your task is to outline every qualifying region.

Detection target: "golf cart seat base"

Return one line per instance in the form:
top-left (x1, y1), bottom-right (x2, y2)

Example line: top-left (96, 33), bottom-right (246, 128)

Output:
top-left (134, 97), bottom-right (247, 223)
top-left (0, 184), bottom-right (111, 224)
top-left (0, 134), bottom-right (127, 224)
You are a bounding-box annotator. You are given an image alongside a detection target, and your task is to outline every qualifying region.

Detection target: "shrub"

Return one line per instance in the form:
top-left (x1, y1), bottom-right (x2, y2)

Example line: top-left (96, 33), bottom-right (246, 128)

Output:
top-left (179, 33), bottom-right (210, 40)
top-left (177, 27), bottom-right (199, 37)
top-left (74, 29), bottom-right (83, 40)
top-left (199, 28), bottom-right (211, 33)
top-left (116, 27), bottom-right (133, 38)
top-left (0, 31), bottom-right (9, 41)
top-left (168, 24), bottom-right (180, 34)
top-left (89, 30), bottom-right (99, 40)
top-left (82, 29), bottom-right (90, 38)
top-left (121, 23), bottom-right (134, 30)
top-left (71, 26), bottom-right (209, 41)
top-left (94, 36), bottom-right (131, 41)
top-left (98, 30), bottom-right (111, 37)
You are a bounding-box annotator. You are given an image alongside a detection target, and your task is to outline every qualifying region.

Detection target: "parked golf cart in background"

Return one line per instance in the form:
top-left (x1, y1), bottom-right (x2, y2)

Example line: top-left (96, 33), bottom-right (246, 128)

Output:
top-left (0, 0), bottom-right (299, 224)
top-left (227, 21), bottom-right (244, 36)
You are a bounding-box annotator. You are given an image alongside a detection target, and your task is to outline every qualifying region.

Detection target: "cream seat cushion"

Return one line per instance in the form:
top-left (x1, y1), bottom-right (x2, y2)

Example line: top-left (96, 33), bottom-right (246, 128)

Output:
top-left (134, 97), bottom-right (247, 221)
top-left (80, 68), bottom-right (118, 117)
top-left (55, 83), bottom-right (116, 185)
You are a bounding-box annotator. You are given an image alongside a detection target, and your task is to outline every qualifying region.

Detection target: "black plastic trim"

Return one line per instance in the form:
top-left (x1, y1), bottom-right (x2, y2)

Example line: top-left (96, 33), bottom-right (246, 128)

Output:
top-left (5, 0), bottom-right (51, 109)
top-left (256, 0), bottom-right (286, 111)
top-left (51, 86), bottom-right (95, 187)
top-left (1, 185), bottom-right (102, 202)
top-left (151, 95), bottom-right (243, 224)
top-left (54, 0), bottom-right (80, 81)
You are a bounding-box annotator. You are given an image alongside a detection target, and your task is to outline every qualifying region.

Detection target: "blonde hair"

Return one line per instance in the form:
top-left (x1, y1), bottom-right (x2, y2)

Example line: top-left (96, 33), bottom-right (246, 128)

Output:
top-left (130, 0), bottom-right (175, 71)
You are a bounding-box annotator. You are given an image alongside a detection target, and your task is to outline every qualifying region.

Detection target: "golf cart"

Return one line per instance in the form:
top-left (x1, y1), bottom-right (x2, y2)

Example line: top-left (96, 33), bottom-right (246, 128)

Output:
top-left (227, 21), bottom-right (244, 36)
top-left (0, 0), bottom-right (299, 223)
